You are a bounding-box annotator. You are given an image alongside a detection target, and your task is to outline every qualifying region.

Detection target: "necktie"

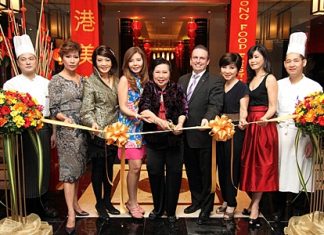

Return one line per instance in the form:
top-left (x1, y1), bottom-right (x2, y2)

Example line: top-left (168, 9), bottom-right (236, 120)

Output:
top-left (187, 74), bottom-right (199, 101)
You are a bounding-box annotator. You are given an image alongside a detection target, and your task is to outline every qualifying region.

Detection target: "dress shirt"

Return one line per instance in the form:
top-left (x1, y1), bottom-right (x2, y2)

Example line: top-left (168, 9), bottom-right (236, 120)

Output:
top-left (187, 70), bottom-right (205, 100)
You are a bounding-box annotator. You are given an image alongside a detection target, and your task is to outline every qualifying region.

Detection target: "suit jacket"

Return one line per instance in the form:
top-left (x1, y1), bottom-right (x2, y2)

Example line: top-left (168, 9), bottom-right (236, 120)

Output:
top-left (178, 71), bottom-right (224, 148)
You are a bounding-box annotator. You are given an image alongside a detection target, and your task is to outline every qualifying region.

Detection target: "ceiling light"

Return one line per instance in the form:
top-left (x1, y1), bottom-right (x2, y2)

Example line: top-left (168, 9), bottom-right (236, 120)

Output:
top-left (312, 0), bottom-right (324, 15)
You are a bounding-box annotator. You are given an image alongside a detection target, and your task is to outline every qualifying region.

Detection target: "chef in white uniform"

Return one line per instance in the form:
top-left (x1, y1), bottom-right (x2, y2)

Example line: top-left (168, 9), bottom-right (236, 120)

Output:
top-left (277, 32), bottom-right (322, 194)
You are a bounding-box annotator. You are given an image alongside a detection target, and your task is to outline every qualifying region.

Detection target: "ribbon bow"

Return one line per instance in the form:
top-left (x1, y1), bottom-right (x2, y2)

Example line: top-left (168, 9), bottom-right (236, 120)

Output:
top-left (209, 115), bottom-right (235, 141)
top-left (104, 122), bottom-right (129, 147)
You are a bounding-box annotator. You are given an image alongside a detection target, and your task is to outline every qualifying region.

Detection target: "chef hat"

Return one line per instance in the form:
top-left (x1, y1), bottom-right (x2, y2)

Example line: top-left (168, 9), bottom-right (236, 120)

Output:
top-left (286, 32), bottom-right (307, 57)
top-left (13, 34), bottom-right (36, 58)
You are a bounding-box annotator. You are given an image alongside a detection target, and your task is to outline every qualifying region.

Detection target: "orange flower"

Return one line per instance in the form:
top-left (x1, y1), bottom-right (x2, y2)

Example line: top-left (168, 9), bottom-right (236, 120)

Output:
top-left (294, 91), bottom-right (324, 136)
top-left (0, 117), bottom-right (8, 127)
top-left (304, 109), bottom-right (316, 122)
top-left (0, 89), bottom-right (44, 134)
top-left (12, 102), bottom-right (28, 113)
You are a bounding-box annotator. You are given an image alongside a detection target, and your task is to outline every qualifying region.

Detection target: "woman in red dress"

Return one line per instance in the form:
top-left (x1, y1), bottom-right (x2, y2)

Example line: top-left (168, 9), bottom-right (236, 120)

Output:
top-left (240, 44), bottom-right (278, 228)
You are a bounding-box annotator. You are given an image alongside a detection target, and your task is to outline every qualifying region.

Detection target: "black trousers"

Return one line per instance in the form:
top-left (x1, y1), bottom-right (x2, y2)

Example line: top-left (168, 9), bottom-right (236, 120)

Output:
top-left (89, 136), bottom-right (116, 205)
top-left (183, 141), bottom-right (214, 213)
top-left (216, 127), bottom-right (244, 207)
top-left (146, 144), bottom-right (183, 216)
top-left (273, 191), bottom-right (310, 217)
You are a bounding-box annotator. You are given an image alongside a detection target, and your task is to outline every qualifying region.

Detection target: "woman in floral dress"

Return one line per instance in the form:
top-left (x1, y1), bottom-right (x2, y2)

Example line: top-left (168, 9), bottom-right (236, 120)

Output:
top-left (117, 47), bottom-right (149, 219)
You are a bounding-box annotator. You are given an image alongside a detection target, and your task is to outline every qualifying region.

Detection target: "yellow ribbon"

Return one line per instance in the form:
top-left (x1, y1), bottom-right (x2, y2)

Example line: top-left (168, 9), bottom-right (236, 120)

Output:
top-left (104, 122), bottom-right (129, 148)
top-left (103, 122), bottom-right (129, 214)
top-left (208, 115), bottom-right (235, 193)
top-left (209, 115), bottom-right (235, 142)
top-left (42, 119), bottom-right (130, 214)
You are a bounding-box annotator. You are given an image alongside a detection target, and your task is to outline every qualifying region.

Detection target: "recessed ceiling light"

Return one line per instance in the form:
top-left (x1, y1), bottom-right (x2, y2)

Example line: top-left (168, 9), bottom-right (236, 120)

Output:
top-left (207, 10), bottom-right (212, 14)
top-left (162, 16), bottom-right (166, 19)
top-left (117, 10), bottom-right (121, 13)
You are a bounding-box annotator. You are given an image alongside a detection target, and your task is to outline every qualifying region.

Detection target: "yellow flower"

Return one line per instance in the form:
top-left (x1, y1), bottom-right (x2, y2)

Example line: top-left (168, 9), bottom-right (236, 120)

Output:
top-left (0, 98), bottom-right (5, 105)
top-left (10, 110), bottom-right (19, 117)
top-left (304, 109), bottom-right (316, 122)
top-left (13, 115), bottom-right (25, 128)
top-left (32, 98), bottom-right (39, 105)
top-left (31, 120), bottom-right (37, 127)
top-left (10, 98), bottom-right (17, 104)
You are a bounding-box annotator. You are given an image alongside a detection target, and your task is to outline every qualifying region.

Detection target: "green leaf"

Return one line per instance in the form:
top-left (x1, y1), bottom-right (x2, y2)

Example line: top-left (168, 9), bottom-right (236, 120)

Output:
top-left (3, 134), bottom-right (17, 212)
top-left (294, 129), bottom-right (310, 201)
top-left (27, 130), bottom-right (43, 196)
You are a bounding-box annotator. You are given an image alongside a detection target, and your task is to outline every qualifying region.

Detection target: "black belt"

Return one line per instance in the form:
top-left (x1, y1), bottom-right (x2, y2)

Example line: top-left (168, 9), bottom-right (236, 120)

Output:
top-left (223, 113), bottom-right (239, 122)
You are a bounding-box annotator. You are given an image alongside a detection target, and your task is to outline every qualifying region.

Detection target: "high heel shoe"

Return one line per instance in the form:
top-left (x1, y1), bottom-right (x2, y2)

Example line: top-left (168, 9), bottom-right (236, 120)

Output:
top-left (65, 226), bottom-right (75, 235)
top-left (105, 202), bottom-right (120, 215)
top-left (223, 207), bottom-right (236, 221)
top-left (65, 216), bottom-right (76, 234)
top-left (125, 202), bottom-right (144, 219)
top-left (216, 205), bottom-right (227, 214)
top-left (248, 217), bottom-right (261, 228)
top-left (242, 208), bottom-right (251, 216)
top-left (249, 209), bottom-right (261, 228)
top-left (74, 209), bottom-right (89, 217)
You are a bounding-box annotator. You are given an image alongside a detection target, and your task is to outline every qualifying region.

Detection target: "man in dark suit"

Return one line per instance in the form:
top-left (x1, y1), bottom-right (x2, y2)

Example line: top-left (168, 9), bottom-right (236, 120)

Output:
top-left (178, 45), bottom-right (224, 225)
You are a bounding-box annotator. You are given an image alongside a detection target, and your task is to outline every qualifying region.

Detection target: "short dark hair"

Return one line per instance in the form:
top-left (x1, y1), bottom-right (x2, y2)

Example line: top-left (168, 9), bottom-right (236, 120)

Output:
top-left (218, 53), bottom-right (242, 71)
top-left (59, 39), bottom-right (82, 58)
top-left (192, 44), bottom-right (209, 58)
top-left (150, 57), bottom-right (172, 78)
top-left (92, 45), bottom-right (118, 75)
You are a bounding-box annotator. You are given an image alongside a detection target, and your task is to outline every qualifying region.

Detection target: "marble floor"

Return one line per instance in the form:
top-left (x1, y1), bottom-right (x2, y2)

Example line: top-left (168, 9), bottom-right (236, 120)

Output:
top-left (78, 165), bottom-right (252, 219)
top-left (0, 164), bottom-right (289, 234)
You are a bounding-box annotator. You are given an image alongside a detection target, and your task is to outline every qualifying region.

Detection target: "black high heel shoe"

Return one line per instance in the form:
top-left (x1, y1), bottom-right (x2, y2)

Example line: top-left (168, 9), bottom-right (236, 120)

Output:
top-left (74, 209), bottom-right (89, 217)
top-left (105, 202), bottom-right (120, 215)
top-left (65, 226), bottom-right (75, 235)
top-left (248, 217), bottom-right (261, 228)
top-left (65, 216), bottom-right (76, 234)
top-left (242, 208), bottom-right (251, 216)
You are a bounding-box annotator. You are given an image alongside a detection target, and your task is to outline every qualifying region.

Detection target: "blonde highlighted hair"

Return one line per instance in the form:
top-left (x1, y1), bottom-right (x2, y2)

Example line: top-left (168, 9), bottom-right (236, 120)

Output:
top-left (122, 47), bottom-right (149, 91)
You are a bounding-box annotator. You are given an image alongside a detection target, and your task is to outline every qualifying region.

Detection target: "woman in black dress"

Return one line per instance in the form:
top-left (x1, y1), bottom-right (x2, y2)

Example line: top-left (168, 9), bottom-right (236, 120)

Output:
top-left (216, 53), bottom-right (249, 220)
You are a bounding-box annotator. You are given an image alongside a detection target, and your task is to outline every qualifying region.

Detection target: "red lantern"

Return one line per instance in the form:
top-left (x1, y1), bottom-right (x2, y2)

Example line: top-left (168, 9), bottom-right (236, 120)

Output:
top-left (187, 21), bottom-right (197, 53)
top-left (187, 21), bottom-right (198, 38)
top-left (144, 42), bottom-right (151, 51)
top-left (178, 42), bottom-right (184, 52)
top-left (131, 20), bottom-right (142, 38)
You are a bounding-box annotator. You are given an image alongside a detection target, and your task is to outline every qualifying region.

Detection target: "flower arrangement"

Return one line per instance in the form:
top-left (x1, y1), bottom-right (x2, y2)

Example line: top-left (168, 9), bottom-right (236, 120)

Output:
top-left (0, 89), bottom-right (43, 134)
top-left (294, 91), bottom-right (324, 136)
